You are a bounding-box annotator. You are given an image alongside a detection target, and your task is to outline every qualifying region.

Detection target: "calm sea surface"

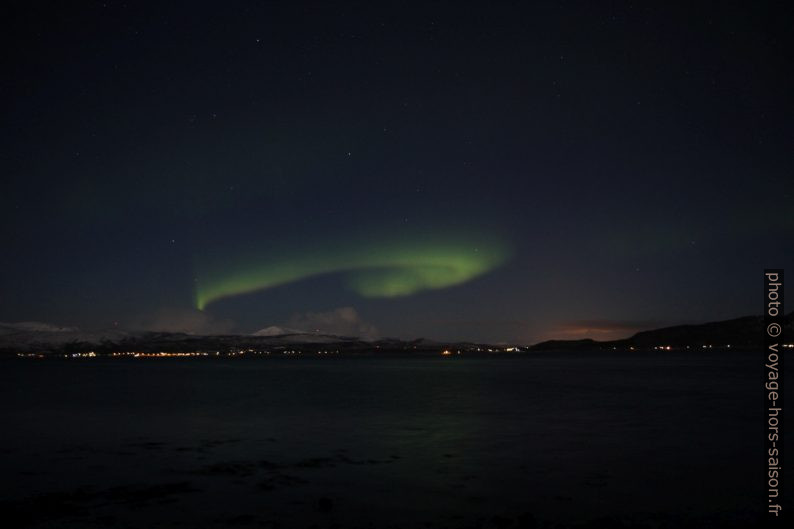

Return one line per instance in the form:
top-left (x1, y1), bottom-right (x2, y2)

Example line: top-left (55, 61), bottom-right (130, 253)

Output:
top-left (0, 351), bottom-right (787, 528)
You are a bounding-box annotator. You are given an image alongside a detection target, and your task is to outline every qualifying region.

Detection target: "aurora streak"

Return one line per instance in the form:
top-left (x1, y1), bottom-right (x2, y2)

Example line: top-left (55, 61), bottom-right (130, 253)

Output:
top-left (195, 235), bottom-right (510, 310)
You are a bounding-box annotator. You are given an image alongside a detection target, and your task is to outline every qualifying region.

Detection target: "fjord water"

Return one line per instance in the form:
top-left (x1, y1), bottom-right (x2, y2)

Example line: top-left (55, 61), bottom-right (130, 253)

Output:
top-left (0, 351), bottom-right (783, 528)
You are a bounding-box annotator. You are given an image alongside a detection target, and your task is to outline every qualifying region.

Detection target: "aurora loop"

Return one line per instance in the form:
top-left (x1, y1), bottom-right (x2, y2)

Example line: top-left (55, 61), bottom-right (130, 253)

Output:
top-left (194, 234), bottom-right (510, 310)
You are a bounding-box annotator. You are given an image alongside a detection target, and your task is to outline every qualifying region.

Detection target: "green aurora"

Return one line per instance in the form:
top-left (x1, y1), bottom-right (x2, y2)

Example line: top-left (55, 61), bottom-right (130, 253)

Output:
top-left (195, 233), bottom-right (510, 310)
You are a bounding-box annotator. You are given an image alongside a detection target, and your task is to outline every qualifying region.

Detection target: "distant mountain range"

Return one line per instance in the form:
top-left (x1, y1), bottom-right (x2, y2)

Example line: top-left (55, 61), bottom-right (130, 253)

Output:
top-left (0, 321), bottom-right (447, 356)
top-left (529, 312), bottom-right (794, 351)
top-left (1, 313), bottom-right (791, 356)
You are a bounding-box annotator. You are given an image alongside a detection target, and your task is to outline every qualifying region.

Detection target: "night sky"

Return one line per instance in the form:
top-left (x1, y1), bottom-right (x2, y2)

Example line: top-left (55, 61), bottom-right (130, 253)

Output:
top-left (2, 2), bottom-right (792, 343)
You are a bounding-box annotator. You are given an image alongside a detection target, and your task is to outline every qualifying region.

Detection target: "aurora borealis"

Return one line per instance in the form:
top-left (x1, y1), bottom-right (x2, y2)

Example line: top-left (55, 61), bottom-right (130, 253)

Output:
top-left (195, 234), bottom-right (510, 310)
top-left (3, 5), bottom-right (792, 529)
top-left (1, 3), bottom-right (792, 341)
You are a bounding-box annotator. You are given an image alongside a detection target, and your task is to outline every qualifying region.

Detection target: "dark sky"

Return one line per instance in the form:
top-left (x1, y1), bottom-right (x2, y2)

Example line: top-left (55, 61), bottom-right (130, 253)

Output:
top-left (1, 2), bottom-right (792, 343)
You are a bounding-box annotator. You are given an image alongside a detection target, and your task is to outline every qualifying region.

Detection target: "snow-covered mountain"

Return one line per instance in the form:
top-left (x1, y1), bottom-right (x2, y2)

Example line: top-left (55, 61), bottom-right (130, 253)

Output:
top-left (251, 326), bottom-right (308, 337)
top-left (0, 321), bottom-right (80, 334)
top-left (251, 325), bottom-right (364, 343)
top-left (0, 321), bottom-right (133, 351)
top-left (0, 321), bottom-right (490, 356)
top-left (0, 321), bottom-right (367, 353)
